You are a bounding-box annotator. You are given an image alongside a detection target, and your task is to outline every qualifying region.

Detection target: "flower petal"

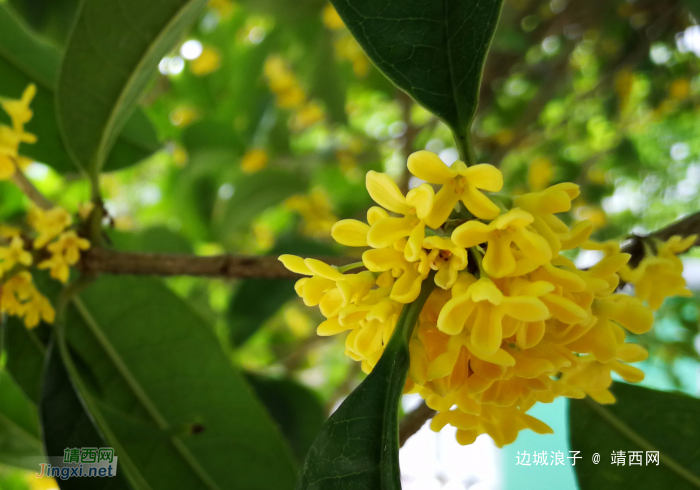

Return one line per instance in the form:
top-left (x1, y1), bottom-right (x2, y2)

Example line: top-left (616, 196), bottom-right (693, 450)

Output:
top-left (406, 183), bottom-right (434, 220)
top-left (470, 305), bottom-right (504, 355)
top-left (367, 216), bottom-right (414, 249)
top-left (391, 267), bottom-right (424, 303)
top-left (451, 220), bottom-right (492, 248)
top-left (425, 185), bottom-right (458, 229)
top-left (512, 228), bottom-right (552, 265)
top-left (482, 237), bottom-right (516, 278)
top-left (362, 247), bottom-right (405, 272)
top-left (331, 219), bottom-right (370, 247)
top-left (279, 254), bottom-right (312, 275)
top-left (304, 258), bottom-right (345, 281)
top-left (463, 164), bottom-right (503, 192)
top-left (407, 150), bottom-right (455, 184)
top-left (366, 171), bottom-right (410, 214)
top-left (462, 186), bottom-right (500, 220)
top-left (501, 296), bottom-right (550, 322)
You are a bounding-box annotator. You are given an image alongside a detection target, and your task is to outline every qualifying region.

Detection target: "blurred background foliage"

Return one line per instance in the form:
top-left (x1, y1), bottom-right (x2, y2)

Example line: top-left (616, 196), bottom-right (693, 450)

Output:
top-left (1, 0), bottom-right (700, 487)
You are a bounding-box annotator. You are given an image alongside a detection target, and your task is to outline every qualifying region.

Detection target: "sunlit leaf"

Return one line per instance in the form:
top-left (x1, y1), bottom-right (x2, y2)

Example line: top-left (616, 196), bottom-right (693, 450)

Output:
top-left (0, 3), bottom-right (158, 173)
top-left (57, 0), bottom-right (206, 175)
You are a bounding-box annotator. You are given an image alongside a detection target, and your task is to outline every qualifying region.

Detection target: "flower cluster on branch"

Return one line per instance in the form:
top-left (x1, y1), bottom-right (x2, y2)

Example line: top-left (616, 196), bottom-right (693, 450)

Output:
top-left (280, 150), bottom-right (696, 447)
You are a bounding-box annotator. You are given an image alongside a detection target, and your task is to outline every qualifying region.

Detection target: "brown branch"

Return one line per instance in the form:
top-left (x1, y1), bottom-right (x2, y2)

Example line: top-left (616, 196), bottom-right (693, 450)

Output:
top-left (622, 211), bottom-right (700, 267)
top-left (79, 248), bottom-right (354, 280)
top-left (399, 401), bottom-right (435, 447)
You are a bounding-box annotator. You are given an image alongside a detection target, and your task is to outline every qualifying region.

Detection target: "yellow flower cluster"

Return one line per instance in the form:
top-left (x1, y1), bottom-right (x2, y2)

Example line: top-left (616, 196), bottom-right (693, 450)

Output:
top-left (285, 188), bottom-right (338, 239)
top-left (264, 56), bottom-right (324, 131)
top-left (617, 235), bottom-right (695, 311)
top-left (0, 84), bottom-right (36, 180)
top-left (0, 85), bottom-right (91, 328)
top-left (322, 4), bottom-right (370, 78)
top-left (278, 150), bottom-right (689, 447)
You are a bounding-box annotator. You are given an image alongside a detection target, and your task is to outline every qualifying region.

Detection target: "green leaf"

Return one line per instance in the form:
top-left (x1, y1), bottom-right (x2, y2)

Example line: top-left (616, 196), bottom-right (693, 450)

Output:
top-left (246, 374), bottom-right (325, 464)
top-left (109, 226), bottom-right (194, 254)
top-left (41, 342), bottom-right (128, 489)
top-left (0, 371), bottom-right (43, 471)
top-left (569, 383), bottom-right (700, 489)
top-left (2, 317), bottom-right (49, 404)
top-left (0, 3), bottom-right (159, 174)
top-left (56, 0), bottom-right (207, 175)
top-left (227, 236), bottom-right (337, 346)
top-left (60, 275), bottom-right (298, 489)
top-left (296, 278), bottom-right (435, 490)
top-left (220, 168), bottom-right (306, 237)
top-left (329, 0), bottom-right (503, 143)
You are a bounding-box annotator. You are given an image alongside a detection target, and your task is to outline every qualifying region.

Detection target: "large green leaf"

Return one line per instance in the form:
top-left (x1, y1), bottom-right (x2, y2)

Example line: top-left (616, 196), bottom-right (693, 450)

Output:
top-left (0, 371), bottom-right (43, 471)
top-left (246, 374), bottom-right (325, 464)
top-left (60, 275), bottom-right (298, 489)
top-left (56, 0), bottom-right (206, 175)
top-left (569, 383), bottom-right (700, 489)
top-left (296, 279), bottom-right (435, 490)
top-left (329, 0), bottom-right (503, 146)
top-left (0, 3), bottom-right (158, 174)
top-left (41, 342), bottom-right (128, 490)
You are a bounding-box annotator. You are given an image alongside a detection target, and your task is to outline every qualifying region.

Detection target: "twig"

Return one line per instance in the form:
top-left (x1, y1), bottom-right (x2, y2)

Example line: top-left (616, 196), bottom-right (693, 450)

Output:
top-left (79, 248), bottom-right (354, 279)
top-left (399, 401), bottom-right (436, 447)
top-left (11, 168), bottom-right (52, 210)
top-left (622, 211), bottom-right (700, 267)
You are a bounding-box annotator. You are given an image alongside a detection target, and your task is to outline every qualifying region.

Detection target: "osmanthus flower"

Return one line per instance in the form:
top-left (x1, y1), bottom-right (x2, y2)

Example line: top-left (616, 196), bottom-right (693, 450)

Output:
top-left (422, 236), bottom-right (469, 289)
top-left (28, 207), bottom-right (72, 249)
top-left (437, 274), bottom-right (550, 355)
top-left (514, 183), bottom-right (592, 255)
top-left (621, 235), bottom-right (696, 310)
top-left (407, 150), bottom-right (503, 226)
top-left (0, 236), bottom-right (32, 275)
top-left (0, 271), bottom-right (54, 328)
top-left (38, 231), bottom-right (91, 283)
top-left (452, 208), bottom-right (552, 278)
top-left (0, 84), bottom-right (37, 180)
top-left (365, 171), bottom-right (434, 261)
top-left (278, 149), bottom-right (693, 449)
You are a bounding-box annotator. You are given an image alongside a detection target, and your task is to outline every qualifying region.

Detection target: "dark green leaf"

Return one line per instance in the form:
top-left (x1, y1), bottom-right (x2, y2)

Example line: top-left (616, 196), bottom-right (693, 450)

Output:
top-left (246, 374), bottom-right (325, 464)
top-left (296, 278), bottom-right (434, 490)
top-left (61, 275), bottom-right (298, 489)
top-left (569, 383), bottom-right (700, 490)
top-left (0, 3), bottom-right (159, 174)
top-left (2, 317), bottom-right (50, 404)
top-left (56, 0), bottom-right (206, 175)
top-left (329, 0), bottom-right (503, 138)
top-left (228, 236), bottom-right (337, 346)
top-left (0, 371), bottom-right (43, 471)
top-left (41, 342), bottom-right (128, 489)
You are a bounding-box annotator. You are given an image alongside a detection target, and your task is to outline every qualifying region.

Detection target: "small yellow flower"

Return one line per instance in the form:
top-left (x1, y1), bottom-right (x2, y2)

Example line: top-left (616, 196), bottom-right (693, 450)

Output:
top-left (0, 236), bottom-right (32, 274)
top-left (38, 231), bottom-right (90, 283)
top-left (190, 47), bottom-right (221, 76)
top-left (437, 275), bottom-right (551, 355)
top-left (1, 84), bottom-right (36, 132)
top-left (362, 245), bottom-right (431, 303)
top-left (28, 207), bottom-right (72, 249)
top-left (422, 236), bottom-right (469, 290)
top-left (365, 171), bottom-right (434, 261)
top-left (407, 150), bottom-right (503, 226)
top-left (0, 271), bottom-right (55, 328)
top-left (241, 148), bottom-right (268, 174)
top-left (452, 208), bottom-right (552, 278)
